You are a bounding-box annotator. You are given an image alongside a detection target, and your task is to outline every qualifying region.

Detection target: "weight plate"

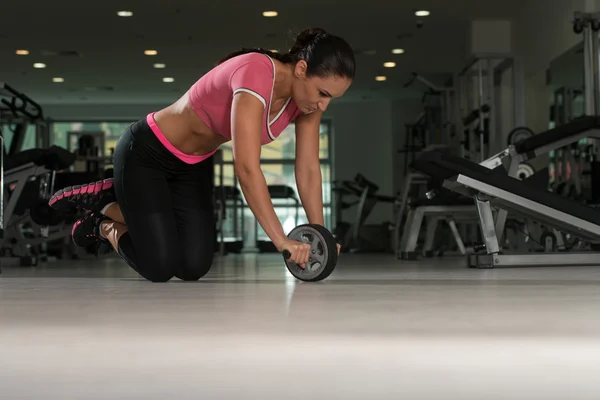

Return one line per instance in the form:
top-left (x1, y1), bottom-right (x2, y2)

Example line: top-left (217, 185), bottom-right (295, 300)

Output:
top-left (283, 224), bottom-right (338, 282)
top-left (507, 126), bottom-right (535, 146)
top-left (516, 163), bottom-right (535, 180)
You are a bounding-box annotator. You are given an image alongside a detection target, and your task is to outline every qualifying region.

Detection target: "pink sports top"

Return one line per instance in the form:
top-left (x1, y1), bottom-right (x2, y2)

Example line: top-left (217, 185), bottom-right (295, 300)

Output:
top-left (190, 53), bottom-right (302, 141)
top-left (148, 53), bottom-right (303, 165)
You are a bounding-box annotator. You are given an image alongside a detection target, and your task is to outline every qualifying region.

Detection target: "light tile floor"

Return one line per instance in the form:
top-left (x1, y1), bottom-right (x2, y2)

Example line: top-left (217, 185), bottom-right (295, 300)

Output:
top-left (1, 252), bottom-right (600, 399)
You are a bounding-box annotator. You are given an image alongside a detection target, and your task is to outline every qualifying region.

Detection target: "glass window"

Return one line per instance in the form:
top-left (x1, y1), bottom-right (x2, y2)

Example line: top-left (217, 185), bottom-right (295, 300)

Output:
top-left (1, 123), bottom-right (38, 152)
top-left (215, 119), bottom-right (334, 240)
top-left (52, 121), bottom-right (133, 155)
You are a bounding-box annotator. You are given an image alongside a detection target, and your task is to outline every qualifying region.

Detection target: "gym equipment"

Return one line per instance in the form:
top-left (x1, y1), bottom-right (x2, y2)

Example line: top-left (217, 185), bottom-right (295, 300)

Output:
top-left (456, 54), bottom-right (525, 161)
top-left (256, 185), bottom-right (300, 252)
top-left (1, 83), bottom-right (56, 270)
top-left (397, 194), bottom-right (477, 259)
top-left (396, 115), bottom-right (600, 259)
top-left (66, 131), bottom-right (113, 175)
top-left (412, 148), bottom-right (600, 268)
top-left (282, 224), bottom-right (338, 282)
top-left (507, 127), bottom-right (535, 146)
top-left (333, 173), bottom-right (395, 253)
top-left (1, 146), bottom-right (77, 266)
top-left (0, 82), bottom-right (50, 152)
top-left (401, 73), bottom-right (460, 178)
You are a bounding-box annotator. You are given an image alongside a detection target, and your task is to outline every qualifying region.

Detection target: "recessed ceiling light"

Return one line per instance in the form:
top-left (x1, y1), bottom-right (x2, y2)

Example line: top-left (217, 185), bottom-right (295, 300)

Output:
top-left (415, 10), bottom-right (430, 17)
top-left (384, 62), bottom-right (396, 68)
top-left (163, 77), bottom-right (175, 83)
top-left (270, 49), bottom-right (279, 53)
top-left (153, 63), bottom-right (166, 68)
top-left (117, 11), bottom-right (133, 17)
top-left (392, 48), bottom-right (405, 54)
top-left (53, 77), bottom-right (64, 83)
top-left (33, 63), bottom-right (46, 68)
top-left (16, 50), bottom-right (29, 55)
top-left (144, 50), bottom-right (158, 56)
top-left (375, 76), bottom-right (387, 82)
top-left (262, 11), bottom-right (278, 17)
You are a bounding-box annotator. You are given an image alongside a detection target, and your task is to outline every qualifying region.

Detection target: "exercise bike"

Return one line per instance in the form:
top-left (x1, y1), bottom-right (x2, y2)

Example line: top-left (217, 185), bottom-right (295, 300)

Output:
top-left (332, 174), bottom-right (395, 253)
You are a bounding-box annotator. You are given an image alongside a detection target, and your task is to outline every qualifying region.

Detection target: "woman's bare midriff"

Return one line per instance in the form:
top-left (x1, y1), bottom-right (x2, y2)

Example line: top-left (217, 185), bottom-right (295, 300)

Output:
top-left (152, 96), bottom-right (229, 157)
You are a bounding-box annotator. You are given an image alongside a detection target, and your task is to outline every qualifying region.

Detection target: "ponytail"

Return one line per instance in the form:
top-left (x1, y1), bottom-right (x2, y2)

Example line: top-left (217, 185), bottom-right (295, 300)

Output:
top-left (216, 47), bottom-right (291, 65)
top-left (216, 28), bottom-right (355, 79)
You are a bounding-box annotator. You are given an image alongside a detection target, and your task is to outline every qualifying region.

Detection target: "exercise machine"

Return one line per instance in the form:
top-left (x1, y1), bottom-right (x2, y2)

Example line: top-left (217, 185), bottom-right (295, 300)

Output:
top-left (411, 145), bottom-right (600, 268)
top-left (1, 146), bottom-right (79, 266)
top-left (397, 117), bottom-right (600, 258)
top-left (334, 173), bottom-right (395, 253)
top-left (256, 184), bottom-right (300, 252)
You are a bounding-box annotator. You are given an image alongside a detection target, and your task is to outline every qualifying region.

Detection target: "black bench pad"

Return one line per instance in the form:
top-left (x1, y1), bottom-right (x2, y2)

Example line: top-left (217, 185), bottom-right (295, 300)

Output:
top-left (516, 115), bottom-right (600, 154)
top-left (5, 146), bottom-right (76, 171)
top-left (411, 149), bottom-right (600, 226)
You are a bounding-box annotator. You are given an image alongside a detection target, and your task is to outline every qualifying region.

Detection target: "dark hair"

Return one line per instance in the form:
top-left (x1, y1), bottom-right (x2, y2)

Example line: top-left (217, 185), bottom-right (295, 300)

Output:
top-left (217, 28), bottom-right (355, 79)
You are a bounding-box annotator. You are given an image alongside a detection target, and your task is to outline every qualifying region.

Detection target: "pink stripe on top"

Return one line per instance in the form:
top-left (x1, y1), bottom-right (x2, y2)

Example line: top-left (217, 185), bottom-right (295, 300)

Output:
top-left (146, 112), bottom-right (217, 165)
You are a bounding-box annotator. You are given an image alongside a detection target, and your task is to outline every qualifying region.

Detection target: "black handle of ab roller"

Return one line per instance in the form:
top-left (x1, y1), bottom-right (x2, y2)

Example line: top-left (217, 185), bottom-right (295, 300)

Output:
top-left (281, 224), bottom-right (339, 282)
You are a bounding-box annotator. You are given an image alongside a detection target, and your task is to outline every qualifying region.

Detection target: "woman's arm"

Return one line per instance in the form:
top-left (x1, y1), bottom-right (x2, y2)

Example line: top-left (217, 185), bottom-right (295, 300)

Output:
top-left (231, 92), bottom-right (287, 247)
top-left (294, 110), bottom-right (325, 226)
top-left (231, 92), bottom-right (311, 265)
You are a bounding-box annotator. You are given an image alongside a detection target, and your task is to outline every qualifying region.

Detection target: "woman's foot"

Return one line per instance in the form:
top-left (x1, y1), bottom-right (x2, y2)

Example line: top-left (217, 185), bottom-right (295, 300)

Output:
top-left (49, 178), bottom-right (116, 213)
top-left (71, 211), bottom-right (110, 253)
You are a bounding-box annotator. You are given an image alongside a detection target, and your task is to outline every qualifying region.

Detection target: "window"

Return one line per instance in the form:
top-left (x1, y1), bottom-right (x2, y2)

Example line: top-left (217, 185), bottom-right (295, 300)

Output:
top-left (1, 123), bottom-right (39, 153)
top-left (215, 120), bottom-right (334, 241)
top-left (52, 121), bottom-right (133, 155)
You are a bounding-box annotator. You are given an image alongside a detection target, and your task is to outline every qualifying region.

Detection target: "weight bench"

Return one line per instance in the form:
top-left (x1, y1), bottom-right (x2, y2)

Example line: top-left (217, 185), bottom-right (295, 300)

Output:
top-left (1, 146), bottom-right (76, 267)
top-left (411, 149), bottom-right (600, 268)
top-left (395, 117), bottom-right (600, 259)
top-left (398, 195), bottom-right (478, 259)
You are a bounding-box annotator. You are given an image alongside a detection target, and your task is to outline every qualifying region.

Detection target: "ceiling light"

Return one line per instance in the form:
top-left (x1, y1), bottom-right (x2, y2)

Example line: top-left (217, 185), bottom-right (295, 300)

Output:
top-left (384, 62), bottom-right (396, 68)
top-left (262, 11), bottom-right (278, 17)
top-left (163, 77), bottom-right (175, 83)
top-left (117, 11), bottom-right (133, 17)
top-left (415, 10), bottom-right (430, 17)
top-left (52, 77), bottom-right (64, 83)
top-left (33, 63), bottom-right (46, 68)
top-left (270, 49), bottom-right (279, 53)
top-left (153, 63), bottom-right (166, 68)
top-left (144, 50), bottom-right (158, 56)
top-left (16, 50), bottom-right (29, 55)
top-left (392, 48), bottom-right (405, 54)
top-left (375, 76), bottom-right (387, 82)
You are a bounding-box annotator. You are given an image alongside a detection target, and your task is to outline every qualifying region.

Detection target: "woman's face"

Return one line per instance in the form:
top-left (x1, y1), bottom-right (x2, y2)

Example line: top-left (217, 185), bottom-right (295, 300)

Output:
top-left (291, 60), bottom-right (352, 114)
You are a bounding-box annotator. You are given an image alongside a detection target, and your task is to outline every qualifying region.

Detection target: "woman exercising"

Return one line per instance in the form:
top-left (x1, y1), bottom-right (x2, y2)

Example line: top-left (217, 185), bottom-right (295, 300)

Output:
top-left (49, 27), bottom-right (355, 282)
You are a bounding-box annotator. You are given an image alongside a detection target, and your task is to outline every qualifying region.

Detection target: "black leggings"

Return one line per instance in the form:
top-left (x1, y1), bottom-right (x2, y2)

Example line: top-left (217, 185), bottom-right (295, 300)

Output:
top-left (112, 117), bottom-right (215, 282)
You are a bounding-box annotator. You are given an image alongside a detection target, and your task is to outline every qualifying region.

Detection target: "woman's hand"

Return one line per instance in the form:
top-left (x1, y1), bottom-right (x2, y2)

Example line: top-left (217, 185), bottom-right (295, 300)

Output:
top-left (277, 238), bottom-right (311, 268)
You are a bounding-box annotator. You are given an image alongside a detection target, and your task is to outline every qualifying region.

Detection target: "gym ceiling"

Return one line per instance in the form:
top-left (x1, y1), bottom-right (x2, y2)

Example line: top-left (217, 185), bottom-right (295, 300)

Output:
top-left (1, 0), bottom-right (524, 105)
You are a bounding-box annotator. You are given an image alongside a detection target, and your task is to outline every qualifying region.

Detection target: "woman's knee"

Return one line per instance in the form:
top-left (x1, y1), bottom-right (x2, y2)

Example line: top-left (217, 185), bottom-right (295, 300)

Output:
top-left (177, 250), bottom-right (213, 281)
top-left (145, 250), bottom-right (183, 282)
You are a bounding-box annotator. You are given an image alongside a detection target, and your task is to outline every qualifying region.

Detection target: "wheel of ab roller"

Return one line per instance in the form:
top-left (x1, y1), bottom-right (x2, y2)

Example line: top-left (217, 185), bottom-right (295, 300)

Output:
top-left (282, 224), bottom-right (338, 282)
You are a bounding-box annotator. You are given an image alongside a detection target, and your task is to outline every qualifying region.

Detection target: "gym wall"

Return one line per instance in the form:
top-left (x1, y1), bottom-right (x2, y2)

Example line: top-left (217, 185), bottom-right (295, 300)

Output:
top-left (513, 0), bottom-right (600, 134)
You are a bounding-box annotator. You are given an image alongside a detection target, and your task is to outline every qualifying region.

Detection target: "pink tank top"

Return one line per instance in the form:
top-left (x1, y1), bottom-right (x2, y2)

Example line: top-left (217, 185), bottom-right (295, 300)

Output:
top-left (188, 53), bottom-right (303, 145)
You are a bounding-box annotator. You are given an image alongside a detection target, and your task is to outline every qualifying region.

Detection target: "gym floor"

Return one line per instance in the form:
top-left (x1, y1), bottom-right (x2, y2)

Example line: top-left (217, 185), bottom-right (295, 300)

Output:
top-left (1, 253), bottom-right (600, 399)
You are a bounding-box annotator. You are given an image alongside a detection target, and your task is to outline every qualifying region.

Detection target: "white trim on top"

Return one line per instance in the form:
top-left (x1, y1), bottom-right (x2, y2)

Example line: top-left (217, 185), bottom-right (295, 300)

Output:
top-left (233, 88), bottom-right (266, 107)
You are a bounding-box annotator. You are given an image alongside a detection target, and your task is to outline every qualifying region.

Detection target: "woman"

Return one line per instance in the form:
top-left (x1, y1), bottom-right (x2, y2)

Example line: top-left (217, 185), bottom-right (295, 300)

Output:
top-left (50, 28), bottom-right (355, 282)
